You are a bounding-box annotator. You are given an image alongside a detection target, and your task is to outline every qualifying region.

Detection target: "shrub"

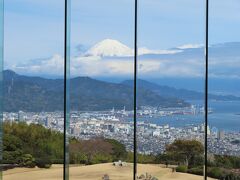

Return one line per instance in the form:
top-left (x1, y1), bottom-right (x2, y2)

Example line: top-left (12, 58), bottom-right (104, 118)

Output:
top-left (188, 167), bottom-right (203, 176)
top-left (222, 174), bottom-right (240, 180)
top-left (102, 174), bottom-right (110, 180)
top-left (91, 153), bottom-right (112, 164)
top-left (36, 158), bottom-right (52, 168)
top-left (137, 173), bottom-right (158, 180)
top-left (19, 154), bottom-right (35, 168)
top-left (176, 165), bottom-right (188, 173)
top-left (207, 167), bottom-right (225, 179)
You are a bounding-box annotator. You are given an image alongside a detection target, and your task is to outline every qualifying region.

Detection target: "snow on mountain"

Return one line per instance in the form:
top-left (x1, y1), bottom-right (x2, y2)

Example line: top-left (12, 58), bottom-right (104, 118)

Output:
top-left (85, 39), bottom-right (133, 57)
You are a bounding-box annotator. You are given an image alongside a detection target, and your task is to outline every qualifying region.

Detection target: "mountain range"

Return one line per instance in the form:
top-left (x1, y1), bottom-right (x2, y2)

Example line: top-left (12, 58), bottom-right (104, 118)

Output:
top-left (122, 79), bottom-right (240, 101)
top-left (3, 70), bottom-right (188, 112)
top-left (3, 70), bottom-right (240, 112)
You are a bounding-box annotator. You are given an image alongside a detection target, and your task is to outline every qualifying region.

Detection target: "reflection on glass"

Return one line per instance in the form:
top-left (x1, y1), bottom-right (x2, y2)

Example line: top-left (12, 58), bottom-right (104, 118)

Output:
top-left (69, 1), bottom-right (134, 179)
top-left (2, 1), bottom-right (64, 179)
top-left (137, 1), bottom-right (205, 179)
top-left (208, 0), bottom-right (240, 179)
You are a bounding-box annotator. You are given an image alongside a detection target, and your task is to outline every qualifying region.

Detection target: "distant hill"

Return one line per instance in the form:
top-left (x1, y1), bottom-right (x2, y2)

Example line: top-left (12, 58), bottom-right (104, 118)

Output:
top-left (3, 70), bottom-right (188, 112)
top-left (3, 70), bottom-right (64, 112)
top-left (122, 79), bottom-right (240, 101)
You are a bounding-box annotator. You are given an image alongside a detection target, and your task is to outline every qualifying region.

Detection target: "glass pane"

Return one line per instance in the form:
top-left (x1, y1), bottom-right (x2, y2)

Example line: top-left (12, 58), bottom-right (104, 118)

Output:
top-left (137, 1), bottom-right (205, 179)
top-left (208, 0), bottom-right (240, 179)
top-left (69, 1), bottom-right (134, 179)
top-left (3, 1), bottom-right (65, 179)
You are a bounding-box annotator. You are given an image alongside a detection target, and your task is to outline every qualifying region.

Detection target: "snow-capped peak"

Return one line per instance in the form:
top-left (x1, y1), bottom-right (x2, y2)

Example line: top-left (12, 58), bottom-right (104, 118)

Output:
top-left (85, 39), bottom-right (133, 57)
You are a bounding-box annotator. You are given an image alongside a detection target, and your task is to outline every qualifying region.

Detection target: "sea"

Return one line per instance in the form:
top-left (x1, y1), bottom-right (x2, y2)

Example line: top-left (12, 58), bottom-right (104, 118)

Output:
top-left (138, 100), bottom-right (240, 132)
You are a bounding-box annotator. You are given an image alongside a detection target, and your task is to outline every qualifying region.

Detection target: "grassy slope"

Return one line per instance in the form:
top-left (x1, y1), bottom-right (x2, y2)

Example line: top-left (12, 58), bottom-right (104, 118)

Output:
top-left (3, 163), bottom-right (216, 180)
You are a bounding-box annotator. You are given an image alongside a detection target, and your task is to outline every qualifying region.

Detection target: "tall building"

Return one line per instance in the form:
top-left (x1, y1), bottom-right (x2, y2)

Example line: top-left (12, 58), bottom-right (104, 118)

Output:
top-left (217, 130), bottom-right (225, 140)
top-left (45, 117), bottom-right (51, 127)
top-left (207, 126), bottom-right (211, 135)
top-left (18, 111), bottom-right (25, 122)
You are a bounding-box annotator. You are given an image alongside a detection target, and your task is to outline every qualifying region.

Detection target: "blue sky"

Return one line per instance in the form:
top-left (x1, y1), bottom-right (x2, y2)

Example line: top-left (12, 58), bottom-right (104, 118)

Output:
top-left (3, 0), bottom-right (240, 78)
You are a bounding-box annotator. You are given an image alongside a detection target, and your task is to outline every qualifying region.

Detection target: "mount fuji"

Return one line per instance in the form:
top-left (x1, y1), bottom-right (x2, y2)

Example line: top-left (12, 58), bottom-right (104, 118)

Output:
top-left (85, 39), bottom-right (133, 57)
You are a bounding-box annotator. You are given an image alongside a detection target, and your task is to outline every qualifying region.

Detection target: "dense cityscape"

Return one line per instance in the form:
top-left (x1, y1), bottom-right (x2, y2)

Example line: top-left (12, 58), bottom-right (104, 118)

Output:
top-left (3, 105), bottom-right (240, 157)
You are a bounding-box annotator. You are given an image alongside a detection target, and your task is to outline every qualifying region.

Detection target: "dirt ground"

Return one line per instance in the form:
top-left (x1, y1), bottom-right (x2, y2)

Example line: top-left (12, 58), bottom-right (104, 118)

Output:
top-left (3, 163), bottom-right (215, 180)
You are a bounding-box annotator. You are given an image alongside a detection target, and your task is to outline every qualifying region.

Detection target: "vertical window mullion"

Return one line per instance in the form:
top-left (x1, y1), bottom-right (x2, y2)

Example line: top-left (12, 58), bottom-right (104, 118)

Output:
top-left (204, 0), bottom-right (209, 179)
top-left (134, 0), bottom-right (138, 179)
top-left (0, 0), bottom-right (3, 178)
top-left (64, 0), bottom-right (71, 179)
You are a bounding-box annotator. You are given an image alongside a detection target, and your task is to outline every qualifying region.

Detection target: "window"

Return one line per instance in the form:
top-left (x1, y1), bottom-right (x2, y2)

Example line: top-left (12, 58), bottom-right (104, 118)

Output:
top-left (3, 1), bottom-right (65, 179)
top-left (68, 1), bottom-right (134, 179)
top-left (2, 1), bottom-right (240, 179)
top-left (208, 0), bottom-right (240, 178)
top-left (137, 0), bottom-right (205, 178)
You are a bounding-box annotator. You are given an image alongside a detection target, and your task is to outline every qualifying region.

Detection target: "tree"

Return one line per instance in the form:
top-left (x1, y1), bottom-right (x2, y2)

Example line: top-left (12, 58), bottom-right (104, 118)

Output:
top-left (105, 139), bottom-right (127, 161)
top-left (166, 140), bottom-right (204, 167)
top-left (69, 138), bottom-right (114, 165)
top-left (3, 122), bottom-right (63, 167)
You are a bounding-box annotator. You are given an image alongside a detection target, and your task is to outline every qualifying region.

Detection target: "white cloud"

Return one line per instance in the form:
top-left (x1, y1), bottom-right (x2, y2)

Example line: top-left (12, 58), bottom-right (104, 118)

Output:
top-left (138, 58), bottom-right (204, 78)
top-left (138, 47), bottom-right (182, 55)
top-left (71, 56), bottom-right (204, 78)
top-left (13, 53), bottom-right (240, 79)
top-left (11, 54), bottom-right (64, 76)
top-left (177, 44), bottom-right (204, 49)
top-left (11, 54), bottom-right (204, 78)
top-left (10, 39), bottom-right (240, 79)
top-left (71, 56), bottom-right (134, 77)
top-left (9, 39), bottom-right (204, 78)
